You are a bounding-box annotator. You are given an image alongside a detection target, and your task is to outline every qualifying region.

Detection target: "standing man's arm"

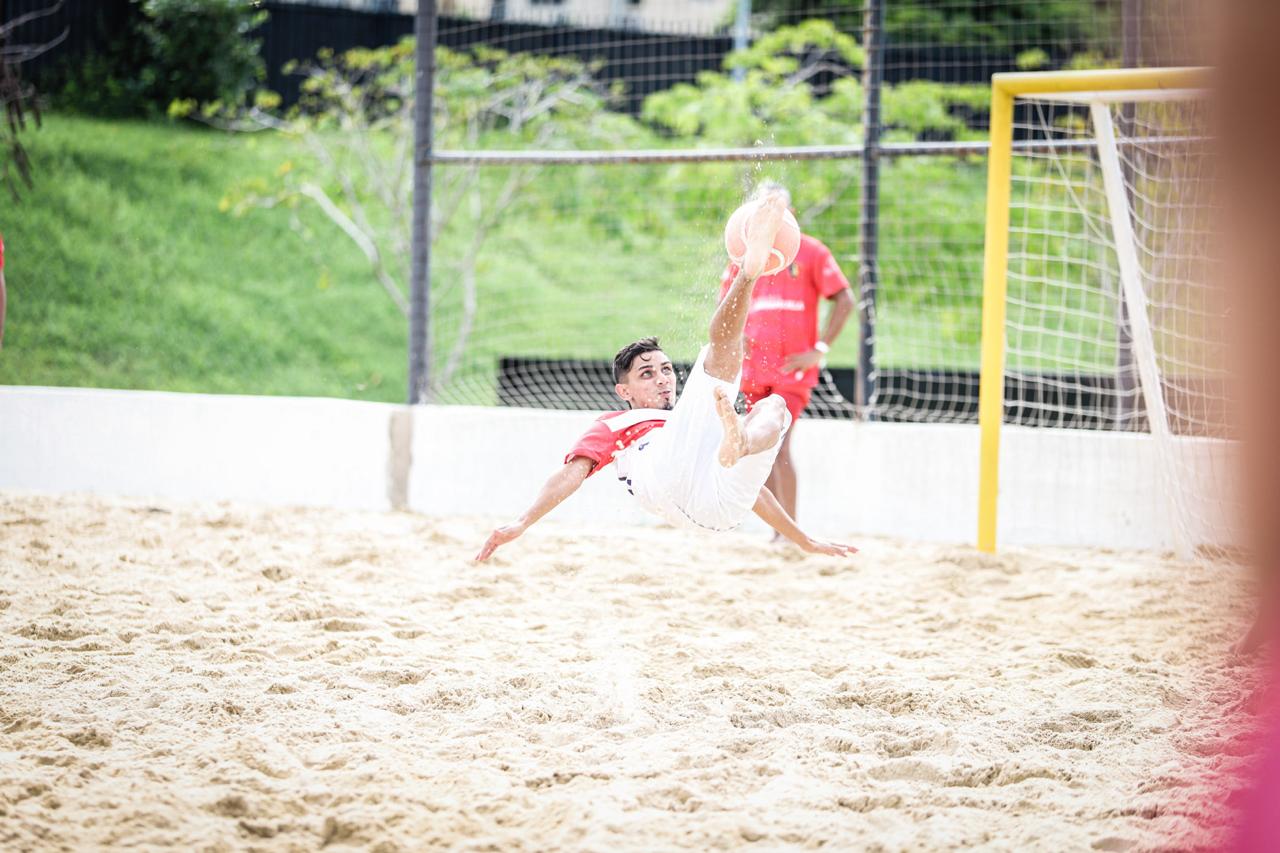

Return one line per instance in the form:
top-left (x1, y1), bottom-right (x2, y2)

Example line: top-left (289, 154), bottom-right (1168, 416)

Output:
top-left (783, 249), bottom-right (855, 374)
top-left (818, 286), bottom-right (856, 351)
top-left (474, 456), bottom-right (596, 562)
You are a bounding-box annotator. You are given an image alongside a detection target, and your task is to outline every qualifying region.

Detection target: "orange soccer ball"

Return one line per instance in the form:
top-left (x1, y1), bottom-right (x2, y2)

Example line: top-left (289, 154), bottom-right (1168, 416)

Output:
top-left (724, 198), bottom-right (802, 276)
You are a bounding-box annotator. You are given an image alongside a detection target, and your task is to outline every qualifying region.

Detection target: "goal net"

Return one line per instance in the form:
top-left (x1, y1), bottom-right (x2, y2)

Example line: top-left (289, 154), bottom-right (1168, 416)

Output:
top-left (980, 68), bottom-right (1237, 558)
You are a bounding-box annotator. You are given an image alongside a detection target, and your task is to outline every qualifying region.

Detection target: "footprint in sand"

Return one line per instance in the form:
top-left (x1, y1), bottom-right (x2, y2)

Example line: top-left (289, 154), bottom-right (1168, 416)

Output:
top-left (63, 728), bottom-right (112, 748)
top-left (1055, 650), bottom-right (1099, 669)
top-left (261, 565), bottom-right (291, 582)
top-left (321, 619), bottom-right (369, 633)
top-left (15, 622), bottom-right (92, 641)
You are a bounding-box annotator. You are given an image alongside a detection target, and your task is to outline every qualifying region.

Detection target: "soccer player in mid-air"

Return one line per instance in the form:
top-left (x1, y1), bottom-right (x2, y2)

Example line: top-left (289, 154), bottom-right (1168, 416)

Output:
top-left (475, 193), bottom-right (857, 562)
top-left (719, 181), bottom-right (855, 530)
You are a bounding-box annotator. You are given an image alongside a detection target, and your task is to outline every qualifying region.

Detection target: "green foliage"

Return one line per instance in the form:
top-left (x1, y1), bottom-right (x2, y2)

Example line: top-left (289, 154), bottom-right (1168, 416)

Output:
top-left (141, 0), bottom-right (267, 109)
top-left (53, 31), bottom-right (156, 118)
top-left (751, 1), bottom-right (1117, 56)
top-left (644, 21), bottom-right (987, 148)
top-left (881, 82), bottom-right (989, 142)
top-left (216, 39), bottom-right (657, 396)
top-left (3, 115), bottom-right (407, 399)
top-left (727, 18), bottom-right (864, 73)
top-left (1066, 50), bottom-right (1119, 71)
top-left (886, 0), bottom-right (1114, 51)
top-left (1017, 48), bottom-right (1052, 71)
top-left (11, 18), bottom-right (1135, 400)
top-left (645, 20), bottom-right (862, 147)
top-left (10, 109), bottom-right (1125, 401)
top-left (54, 0), bottom-right (267, 118)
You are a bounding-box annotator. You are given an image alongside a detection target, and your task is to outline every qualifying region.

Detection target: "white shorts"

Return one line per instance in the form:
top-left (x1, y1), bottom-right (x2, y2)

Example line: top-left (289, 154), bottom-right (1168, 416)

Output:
top-left (629, 346), bottom-right (790, 531)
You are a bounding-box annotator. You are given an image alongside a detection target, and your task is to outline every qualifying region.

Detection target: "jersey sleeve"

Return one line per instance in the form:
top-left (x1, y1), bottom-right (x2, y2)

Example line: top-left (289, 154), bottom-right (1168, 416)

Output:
top-left (0, 233), bottom-right (5, 272)
top-left (564, 420), bottom-right (613, 475)
top-left (813, 242), bottom-right (851, 298)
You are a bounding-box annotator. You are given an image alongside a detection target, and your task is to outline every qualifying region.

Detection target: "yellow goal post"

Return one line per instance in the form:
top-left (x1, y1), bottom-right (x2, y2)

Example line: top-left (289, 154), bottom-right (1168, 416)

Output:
top-left (977, 67), bottom-right (1214, 554)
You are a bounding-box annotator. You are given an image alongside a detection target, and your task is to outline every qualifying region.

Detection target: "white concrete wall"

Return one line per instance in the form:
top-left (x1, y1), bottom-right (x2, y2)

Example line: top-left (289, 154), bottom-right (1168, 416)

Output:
top-left (0, 387), bottom-right (393, 511)
top-left (2, 385), bottom-right (1229, 551)
top-left (407, 405), bottom-right (652, 526)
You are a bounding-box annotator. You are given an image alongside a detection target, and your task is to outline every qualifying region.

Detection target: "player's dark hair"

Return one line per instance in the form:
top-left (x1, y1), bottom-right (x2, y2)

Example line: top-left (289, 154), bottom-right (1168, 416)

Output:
top-left (613, 337), bottom-right (663, 384)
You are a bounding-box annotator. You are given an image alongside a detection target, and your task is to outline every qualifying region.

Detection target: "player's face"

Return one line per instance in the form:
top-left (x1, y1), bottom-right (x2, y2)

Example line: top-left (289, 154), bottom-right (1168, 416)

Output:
top-left (617, 350), bottom-right (676, 410)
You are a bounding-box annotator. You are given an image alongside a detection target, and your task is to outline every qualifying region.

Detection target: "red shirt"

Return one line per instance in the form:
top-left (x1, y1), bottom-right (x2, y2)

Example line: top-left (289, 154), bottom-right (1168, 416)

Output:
top-left (565, 409), bottom-right (669, 477)
top-left (0, 233), bottom-right (5, 271)
top-left (720, 234), bottom-right (851, 389)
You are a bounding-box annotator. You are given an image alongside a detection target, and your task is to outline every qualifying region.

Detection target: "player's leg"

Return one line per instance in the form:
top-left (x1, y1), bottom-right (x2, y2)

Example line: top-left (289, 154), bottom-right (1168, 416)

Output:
top-left (716, 390), bottom-right (789, 468)
top-left (704, 194), bottom-right (787, 382)
top-left (742, 394), bottom-right (789, 455)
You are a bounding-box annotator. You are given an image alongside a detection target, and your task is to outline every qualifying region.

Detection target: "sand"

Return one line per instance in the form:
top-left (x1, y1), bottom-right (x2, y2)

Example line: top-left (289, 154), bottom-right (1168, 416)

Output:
top-left (0, 491), bottom-right (1265, 851)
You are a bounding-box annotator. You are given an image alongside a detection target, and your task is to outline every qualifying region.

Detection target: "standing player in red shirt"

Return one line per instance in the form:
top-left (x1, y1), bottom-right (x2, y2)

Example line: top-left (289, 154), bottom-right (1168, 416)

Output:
top-left (476, 193), bottom-right (857, 563)
top-left (719, 182), bottom-right (856, 527)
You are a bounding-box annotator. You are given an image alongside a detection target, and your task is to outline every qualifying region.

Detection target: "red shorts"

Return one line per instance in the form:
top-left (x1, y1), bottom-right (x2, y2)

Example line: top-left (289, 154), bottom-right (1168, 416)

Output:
top-left (742, 381), bottom-right (812, 422)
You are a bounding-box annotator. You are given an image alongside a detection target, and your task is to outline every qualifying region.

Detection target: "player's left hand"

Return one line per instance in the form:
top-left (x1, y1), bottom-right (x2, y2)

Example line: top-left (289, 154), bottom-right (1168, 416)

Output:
top-left (474, 523), bottom-right (526, 563)
top-left (803, 538), bottom-right (858, 557)
top-left (782, 349), bottom-right (824, 373)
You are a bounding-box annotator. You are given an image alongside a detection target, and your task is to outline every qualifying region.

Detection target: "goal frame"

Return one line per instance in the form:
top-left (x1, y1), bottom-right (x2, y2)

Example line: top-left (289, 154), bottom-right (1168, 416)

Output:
top-left (976, 66), bottom-right (1212, 554)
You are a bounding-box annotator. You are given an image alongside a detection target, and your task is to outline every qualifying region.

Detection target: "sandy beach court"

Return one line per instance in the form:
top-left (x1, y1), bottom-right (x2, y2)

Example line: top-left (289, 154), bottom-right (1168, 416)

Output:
top-left (0, 491), bottom-right (1263, 850)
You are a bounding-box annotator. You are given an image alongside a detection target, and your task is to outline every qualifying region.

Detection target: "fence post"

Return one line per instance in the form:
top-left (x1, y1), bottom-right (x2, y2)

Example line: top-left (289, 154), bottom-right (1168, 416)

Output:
top-left (857, 0), bottom-right (883, 418)
top-left (409, 0), bottom-right (437, 405)
top-left (1114, 0), bottom-right (1141, 429)
top-left (731, 0), bottom-right (750, 82)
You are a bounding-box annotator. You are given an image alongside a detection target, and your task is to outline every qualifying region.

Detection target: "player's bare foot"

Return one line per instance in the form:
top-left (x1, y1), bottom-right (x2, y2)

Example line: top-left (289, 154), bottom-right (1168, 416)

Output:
top-left (715, 387), bottom-right (748, 467)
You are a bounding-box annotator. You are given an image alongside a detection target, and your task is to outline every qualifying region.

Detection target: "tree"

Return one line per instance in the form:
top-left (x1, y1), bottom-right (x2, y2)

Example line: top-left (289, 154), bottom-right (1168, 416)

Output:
top-left (751, 0), bottom-right (1117, 56)
top-left (214, 39), bottom-right (640, 396)
top-left (139, 0), bottom-right (267, 109)
top-left (1, 1), bottom-right (67, 200)
top-left (56, 0), bottom-right (266, 118)
top-left (641, 20), bottom-right (986, 226)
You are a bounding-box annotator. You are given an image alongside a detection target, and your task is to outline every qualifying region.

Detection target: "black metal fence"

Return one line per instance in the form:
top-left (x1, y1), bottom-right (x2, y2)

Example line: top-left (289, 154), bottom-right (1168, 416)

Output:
top-left (2, 0), bottom-right (134, 83)
top-left (260, 4), bottom-right (734, 114)
top-left (259, 4), bottom-right (1048, 110)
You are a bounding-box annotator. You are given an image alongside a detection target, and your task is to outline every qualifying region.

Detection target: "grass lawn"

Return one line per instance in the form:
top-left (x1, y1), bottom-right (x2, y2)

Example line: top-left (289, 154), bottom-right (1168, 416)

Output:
top-left (4, 114), bottom-right (1132, 405)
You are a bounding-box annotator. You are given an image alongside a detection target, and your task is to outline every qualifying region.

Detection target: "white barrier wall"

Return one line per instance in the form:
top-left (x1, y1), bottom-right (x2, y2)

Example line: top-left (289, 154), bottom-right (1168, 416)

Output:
top-left (0, 387), bottom-right (393, 511)
top-left (1, 386), bottom-right (1205, 550)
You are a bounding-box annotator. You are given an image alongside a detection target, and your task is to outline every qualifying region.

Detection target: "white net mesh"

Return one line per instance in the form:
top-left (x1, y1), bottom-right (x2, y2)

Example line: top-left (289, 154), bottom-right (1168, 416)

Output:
top-left (1007, 88), bottom-right (1237, 556)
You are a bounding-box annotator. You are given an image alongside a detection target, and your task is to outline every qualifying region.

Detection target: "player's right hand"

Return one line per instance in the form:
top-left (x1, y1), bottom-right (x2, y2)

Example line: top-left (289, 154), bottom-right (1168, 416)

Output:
top-left (474, 523), bottom-right (526, 563)
top-left (803, 538), bottom-right (858, 557)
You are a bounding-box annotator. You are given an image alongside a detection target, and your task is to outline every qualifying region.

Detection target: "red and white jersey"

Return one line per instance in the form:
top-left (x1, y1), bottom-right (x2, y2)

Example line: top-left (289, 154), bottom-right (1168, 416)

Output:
top-left (565, 408), bottom-right (670, 482)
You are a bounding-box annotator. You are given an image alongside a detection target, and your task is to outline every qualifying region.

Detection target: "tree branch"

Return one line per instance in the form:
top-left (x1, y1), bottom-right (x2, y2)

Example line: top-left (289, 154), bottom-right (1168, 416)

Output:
top-left (297, 182), bottom-right (409, 316)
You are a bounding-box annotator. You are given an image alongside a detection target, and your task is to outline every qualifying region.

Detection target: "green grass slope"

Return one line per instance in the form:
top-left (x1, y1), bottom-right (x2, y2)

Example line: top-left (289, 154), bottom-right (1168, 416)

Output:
top-left (3, 115), bottom-right (1030, 405)
top-left (3, 115), bottom-right (407, 402)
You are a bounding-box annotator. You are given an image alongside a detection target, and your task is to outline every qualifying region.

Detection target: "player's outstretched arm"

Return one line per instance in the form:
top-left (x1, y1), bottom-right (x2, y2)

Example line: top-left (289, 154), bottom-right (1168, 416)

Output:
top-left (474, 456), bottom-right (596, 563)
top-left (752, 486), bottom-right (858, 556)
